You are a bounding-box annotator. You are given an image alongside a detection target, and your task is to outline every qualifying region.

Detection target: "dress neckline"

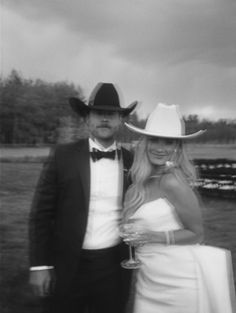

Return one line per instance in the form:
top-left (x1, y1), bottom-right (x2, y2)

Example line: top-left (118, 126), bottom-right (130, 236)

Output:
top-left (131, 197), bottom-right (176, 221)
top-left (142, 197), bottom-right (165, 207)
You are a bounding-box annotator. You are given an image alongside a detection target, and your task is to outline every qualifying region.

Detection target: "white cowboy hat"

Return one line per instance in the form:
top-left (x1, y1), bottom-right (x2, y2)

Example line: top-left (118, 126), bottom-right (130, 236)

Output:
top-left (125, 103), bottom-right (206, 139)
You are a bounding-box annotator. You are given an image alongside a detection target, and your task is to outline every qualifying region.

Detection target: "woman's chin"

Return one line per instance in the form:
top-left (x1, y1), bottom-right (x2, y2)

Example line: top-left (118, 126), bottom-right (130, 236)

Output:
top-left (150, 158), bottom-right (166, 166)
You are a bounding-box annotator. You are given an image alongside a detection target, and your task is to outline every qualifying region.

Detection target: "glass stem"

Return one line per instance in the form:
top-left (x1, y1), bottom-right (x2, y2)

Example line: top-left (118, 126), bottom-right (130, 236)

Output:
top-left (132, 246), bottom-right (137, 261)
top-left (129, 244), bottom-right (134, 261)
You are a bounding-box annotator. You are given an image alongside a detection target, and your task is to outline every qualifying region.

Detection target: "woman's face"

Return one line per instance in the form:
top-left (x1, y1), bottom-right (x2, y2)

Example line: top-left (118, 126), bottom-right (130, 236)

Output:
top-left (147, 137), bottom-right (179, 166)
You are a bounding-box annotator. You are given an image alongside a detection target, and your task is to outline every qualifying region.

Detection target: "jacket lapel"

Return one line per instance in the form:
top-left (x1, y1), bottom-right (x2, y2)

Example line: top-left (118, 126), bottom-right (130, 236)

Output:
top-left (74, 139), bottom-right (90, 212)
top-left (121, 147), bottom-right (133, 201)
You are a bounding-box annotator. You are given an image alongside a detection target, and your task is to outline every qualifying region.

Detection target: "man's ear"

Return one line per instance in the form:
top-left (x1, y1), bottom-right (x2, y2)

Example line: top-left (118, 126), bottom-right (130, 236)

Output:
top-left (119, 113), bottom-right (125, 122)
top-left (84, 113), bottom-right (90, 126)
top-left (120, 113), bottom-right (130, 123)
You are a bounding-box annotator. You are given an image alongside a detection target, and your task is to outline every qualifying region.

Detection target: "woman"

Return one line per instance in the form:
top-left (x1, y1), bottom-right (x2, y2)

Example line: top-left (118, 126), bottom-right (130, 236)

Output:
top-left (123, 103), bottom-right (236, 313)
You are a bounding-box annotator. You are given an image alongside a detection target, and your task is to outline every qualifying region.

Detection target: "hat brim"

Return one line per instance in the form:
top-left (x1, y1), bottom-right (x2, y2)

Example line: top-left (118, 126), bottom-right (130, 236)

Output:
top-left (125, 122), bottom-right (206, 139)
top-left (69, 98), bottom-right (137, 117)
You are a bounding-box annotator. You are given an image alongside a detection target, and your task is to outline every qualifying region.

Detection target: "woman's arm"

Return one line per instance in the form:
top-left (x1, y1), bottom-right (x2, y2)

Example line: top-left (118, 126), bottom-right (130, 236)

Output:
top-left (160, 170), bottom-right (204, 245)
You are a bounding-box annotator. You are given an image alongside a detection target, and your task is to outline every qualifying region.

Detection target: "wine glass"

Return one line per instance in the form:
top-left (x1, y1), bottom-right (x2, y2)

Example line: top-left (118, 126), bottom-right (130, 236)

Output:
top-left (119, 218), bottom-right (142, 269)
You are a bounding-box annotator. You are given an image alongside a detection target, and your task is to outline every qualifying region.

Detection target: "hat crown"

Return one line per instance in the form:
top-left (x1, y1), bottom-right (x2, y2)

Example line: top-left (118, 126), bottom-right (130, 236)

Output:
top-left (88, 82), bottom-right (120, 108)
top-left (146, 103), bottom-right (185, 137)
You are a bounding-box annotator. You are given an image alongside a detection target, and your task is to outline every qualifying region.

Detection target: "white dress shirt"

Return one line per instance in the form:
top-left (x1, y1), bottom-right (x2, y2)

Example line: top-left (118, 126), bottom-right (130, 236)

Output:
top-left (82, 138), bottom-right (123, 249)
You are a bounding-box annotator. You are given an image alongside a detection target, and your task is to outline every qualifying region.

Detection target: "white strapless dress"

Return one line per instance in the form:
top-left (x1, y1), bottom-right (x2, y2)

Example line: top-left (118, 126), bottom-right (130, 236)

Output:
top-left (130, 198), bottom-right (236, 313)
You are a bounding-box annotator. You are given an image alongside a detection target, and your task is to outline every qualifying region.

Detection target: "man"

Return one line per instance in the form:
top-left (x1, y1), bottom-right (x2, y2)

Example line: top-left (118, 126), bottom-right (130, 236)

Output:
top-left (29, 82), bottom-right (137, 313)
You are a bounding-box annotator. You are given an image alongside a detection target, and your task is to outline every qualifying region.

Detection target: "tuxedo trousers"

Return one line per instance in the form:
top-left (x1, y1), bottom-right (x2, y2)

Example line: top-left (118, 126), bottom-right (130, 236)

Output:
top-left (51, 244), bottom-right (131, 313)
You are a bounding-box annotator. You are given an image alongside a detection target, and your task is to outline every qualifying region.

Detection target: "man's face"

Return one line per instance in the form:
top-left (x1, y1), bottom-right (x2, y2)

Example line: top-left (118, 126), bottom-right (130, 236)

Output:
top-left (86, 110), bottom-right (122, 143)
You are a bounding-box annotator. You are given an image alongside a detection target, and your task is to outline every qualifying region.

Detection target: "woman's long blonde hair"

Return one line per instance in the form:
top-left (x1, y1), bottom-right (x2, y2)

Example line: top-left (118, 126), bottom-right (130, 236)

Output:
top-left (123, 137), bottom-right (197, 220)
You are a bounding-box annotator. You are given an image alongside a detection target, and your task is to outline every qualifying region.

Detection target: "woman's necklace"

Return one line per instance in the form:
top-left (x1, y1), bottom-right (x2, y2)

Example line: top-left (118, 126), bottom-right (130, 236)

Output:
top-left (149, 170), bottom-right (163, 179)
top-left (149, 175), bottom-right (161, 179)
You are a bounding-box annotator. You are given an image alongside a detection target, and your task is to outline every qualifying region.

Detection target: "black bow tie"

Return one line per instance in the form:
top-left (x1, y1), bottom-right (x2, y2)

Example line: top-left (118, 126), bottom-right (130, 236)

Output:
top-left (90, 148), bottom-right (121, 162)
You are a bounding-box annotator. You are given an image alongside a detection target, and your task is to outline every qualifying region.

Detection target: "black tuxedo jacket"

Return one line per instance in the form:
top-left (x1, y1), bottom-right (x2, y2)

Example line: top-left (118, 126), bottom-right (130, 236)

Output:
top-left (29, 139), bottom-right (133, 293)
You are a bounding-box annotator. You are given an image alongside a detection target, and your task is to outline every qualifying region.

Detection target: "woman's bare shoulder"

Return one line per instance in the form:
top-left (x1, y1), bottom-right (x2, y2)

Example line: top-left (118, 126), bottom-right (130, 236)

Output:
top-left (160, 168), bottom-right (192, 198)
top-left (161, 169), bottom-right (183, 188)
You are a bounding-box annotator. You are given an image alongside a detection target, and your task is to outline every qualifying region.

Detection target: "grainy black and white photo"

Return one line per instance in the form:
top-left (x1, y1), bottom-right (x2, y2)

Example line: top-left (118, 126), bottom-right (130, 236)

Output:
top-left (0, 1), bottom-right (236, 313)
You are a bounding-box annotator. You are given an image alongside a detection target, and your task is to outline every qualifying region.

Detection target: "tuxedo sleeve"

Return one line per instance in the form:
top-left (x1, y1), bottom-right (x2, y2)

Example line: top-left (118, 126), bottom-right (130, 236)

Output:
top-left (29, 147), bottom-right (58, 267)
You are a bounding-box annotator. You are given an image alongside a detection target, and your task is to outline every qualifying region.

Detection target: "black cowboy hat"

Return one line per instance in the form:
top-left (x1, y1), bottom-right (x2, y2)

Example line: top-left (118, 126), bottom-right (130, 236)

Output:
top-left (69, 82), bottom-right (137, 117)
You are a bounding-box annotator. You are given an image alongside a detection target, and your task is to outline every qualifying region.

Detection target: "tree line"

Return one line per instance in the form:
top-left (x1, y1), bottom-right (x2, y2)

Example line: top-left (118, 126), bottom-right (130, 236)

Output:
top-left (0, 70), bottom-right (235, 145)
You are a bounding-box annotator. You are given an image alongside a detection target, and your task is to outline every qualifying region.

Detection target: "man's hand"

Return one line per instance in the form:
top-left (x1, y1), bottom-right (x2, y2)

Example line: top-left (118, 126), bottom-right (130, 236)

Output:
top-left (29, 269), bottom-right (55, 297)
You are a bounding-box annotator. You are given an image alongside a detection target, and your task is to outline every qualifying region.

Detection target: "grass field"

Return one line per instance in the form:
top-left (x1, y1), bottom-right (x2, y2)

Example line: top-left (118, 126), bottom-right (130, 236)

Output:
top-left (0, 145), bottom-right (236, 312)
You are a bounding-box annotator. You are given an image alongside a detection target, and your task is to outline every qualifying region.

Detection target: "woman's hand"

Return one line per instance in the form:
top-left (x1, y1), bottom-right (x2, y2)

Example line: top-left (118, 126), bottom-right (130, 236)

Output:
top-left (125, 231), bottom-right (151, 246)
top-left (120, 221), bottom-right (151, 246)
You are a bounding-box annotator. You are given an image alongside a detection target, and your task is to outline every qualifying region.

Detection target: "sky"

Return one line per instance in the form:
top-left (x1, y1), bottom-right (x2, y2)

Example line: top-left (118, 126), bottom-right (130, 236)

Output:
top-left (1, 0), bottom-right (236, 120)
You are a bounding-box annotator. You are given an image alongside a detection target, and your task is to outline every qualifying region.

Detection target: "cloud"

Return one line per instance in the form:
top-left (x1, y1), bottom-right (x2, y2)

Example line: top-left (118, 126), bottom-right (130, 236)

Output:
top-left (2, 0), bottom-right (236, 120)
top-left (5, 0), bottom-right (236, 67)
